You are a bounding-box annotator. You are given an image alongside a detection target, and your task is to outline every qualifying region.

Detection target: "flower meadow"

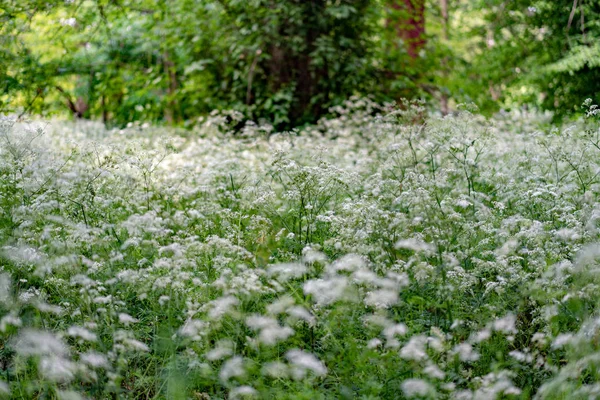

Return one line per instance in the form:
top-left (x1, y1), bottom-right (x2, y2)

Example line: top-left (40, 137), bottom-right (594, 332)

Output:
top-left (1, 99), bottom-right (600, 399)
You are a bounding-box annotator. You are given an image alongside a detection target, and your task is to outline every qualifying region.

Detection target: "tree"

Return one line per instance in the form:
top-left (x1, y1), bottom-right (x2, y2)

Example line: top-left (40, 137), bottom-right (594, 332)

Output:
top-left (388, 0), bottom-right (426, 58)
top-left (464, 0), bottom-right (600, 117)
top-left (1, 0), bottom-right (382, 129)
top-left (214, 0), bottom-right (379, 128)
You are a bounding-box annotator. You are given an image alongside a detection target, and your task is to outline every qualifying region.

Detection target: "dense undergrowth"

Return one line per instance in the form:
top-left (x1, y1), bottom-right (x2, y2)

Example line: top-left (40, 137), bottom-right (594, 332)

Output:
top-left (1, 99), bottom-right (600, 399)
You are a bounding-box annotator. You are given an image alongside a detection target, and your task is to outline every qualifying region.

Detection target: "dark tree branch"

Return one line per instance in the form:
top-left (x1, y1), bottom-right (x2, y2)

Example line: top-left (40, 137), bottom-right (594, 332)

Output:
top-left (55, 85), bottom-right (81, 117)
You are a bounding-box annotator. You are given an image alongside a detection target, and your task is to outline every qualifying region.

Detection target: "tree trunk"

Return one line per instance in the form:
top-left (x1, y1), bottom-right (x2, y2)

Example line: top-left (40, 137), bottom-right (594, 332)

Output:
top-left (163, 51), bottom-right (179, 125)
top-left (440, 0), bottom-right (449, 115)
top-left (101, 95), bottom-right (108, 125)
top-left (440, 0), bottom-right (449, 40)
top-left (55, 85), bottom-right (87, 118)
top-left (389, 0), bottom-right (426, 58)
top-left (264, 0), bottom-right (327, 126)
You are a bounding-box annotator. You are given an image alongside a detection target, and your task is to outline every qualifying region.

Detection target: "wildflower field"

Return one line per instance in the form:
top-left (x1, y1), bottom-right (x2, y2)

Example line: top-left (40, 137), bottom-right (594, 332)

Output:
top-left (2, 100), bottom-right (600, 399)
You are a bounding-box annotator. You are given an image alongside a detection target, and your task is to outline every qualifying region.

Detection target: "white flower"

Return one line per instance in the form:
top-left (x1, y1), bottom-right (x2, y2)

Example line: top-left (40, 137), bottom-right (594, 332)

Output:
top-left (267, 262), bottom-right (307, 281)
top-left (206, 340), bottom-right (234, 361)
top-left (303, 276), bottom-right (349, 305)
top-left (400, 336), bottom-right (428, 361)
top-left (0, 274), bottom-right (12, 305)
top-left (395, 238), bottom-right (434, 253)
top-left (246, 315), bottom-right (278, 330)
top-left (285, 349), bottom-right (327, 378)
top-left (114, 330), bottom-right (150, 352)
top-left (118, 313), bottom-right (139, 325)
top-left (0, 381), bottom-right (9, 395)
top-left (401, 378), bottom-right (434, 398)
top-left (555, 228), bottom-right (580, 241)
top-left (383, 323), bottom-right (408, 339)
top-left (423, 363), bottom-right (445, 379)
top-left (551, 334), bottom-right (573, 349)
top-left (508, 350), bottom-right (532, 363)
top-left (230, 386), bottom-right (258, 399)
top-left (179, 319), bottom-right (208, 340)
top-left (328, 253), bottom-right (366, 273)
top-left (266, 296), bottom-right (296, 315)
top-left (302, 247), bottom-right (328, 264)
top-left (245, 315), bottom-right (294, 345)
top-left (0, 313), bottom-right (22, 332)
top-left (120, 337), bottom-right (149, 352)
top-left (259, 325), bottom-right (294, 345)
top-left (493, 314), bottom-right (517, 334)
top-left (456, 199), bottom-right (472, 208)
top-left (453, 343), bottom-right (480, 362)
top-left (67, 326), bottom-right (97, 342)
top-left (14, 330), bottom-right (68, 357)
top-left (286, 306), bottom-right (316, 326)
top-left (39, 356), bottom-right (77, 382)
top-left (531, 332), bottom-right (547, 347)
top-left (219, 356), bottom-right (245, 382)
top-left (60, 17), bottom-right (77, 27)
top-left (208, 296), bottom-right (239, 319)
top-left (471, 328), bottom-right (491, 343)
top-left (93, 295), bottom-right (112, 304)
top-left (261, 361), bottom-right (289, 378)
top-left (365, 289), bottom-right (399, 308)
top-left (80, 351), bottom-right (109, 368)
top-left (57, 390), bottom-right (85, 400)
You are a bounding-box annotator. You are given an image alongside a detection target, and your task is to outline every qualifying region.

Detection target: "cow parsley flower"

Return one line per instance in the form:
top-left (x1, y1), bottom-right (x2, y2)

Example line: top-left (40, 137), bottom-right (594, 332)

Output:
top-left (219, 356), bottom-right (245, 382)
top-left (401, 378), bottom-right (434, 398)
top-left (285, 349), bottom-right (327, 379)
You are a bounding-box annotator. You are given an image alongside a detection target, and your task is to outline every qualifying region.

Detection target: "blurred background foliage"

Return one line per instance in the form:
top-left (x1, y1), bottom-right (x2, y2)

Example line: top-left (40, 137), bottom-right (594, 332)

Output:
top-left (0, 0), bottom-right (599, 129)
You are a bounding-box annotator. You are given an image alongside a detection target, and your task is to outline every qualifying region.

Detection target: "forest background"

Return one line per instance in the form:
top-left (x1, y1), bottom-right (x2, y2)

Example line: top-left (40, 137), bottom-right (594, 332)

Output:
top-left (1, 0), bottom-right (599, 130)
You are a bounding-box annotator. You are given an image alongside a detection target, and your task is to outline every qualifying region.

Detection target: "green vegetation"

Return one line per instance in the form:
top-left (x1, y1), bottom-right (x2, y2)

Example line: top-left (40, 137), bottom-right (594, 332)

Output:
top-left (1, 1), bottom-right (599, 128)
top-left (2, 1), bottom-right (600, 398)
top-left (0, 100), bottom-right (600, 398)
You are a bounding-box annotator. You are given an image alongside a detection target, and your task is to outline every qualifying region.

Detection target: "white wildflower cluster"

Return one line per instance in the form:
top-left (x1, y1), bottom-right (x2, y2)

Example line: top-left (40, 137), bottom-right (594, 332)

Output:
top-left (0, 99), bottom-right (599, 397)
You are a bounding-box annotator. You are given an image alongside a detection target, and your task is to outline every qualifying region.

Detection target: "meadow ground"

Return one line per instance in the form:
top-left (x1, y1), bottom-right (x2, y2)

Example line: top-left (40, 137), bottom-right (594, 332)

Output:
top-left (1, 99), bottom-right (600, 399)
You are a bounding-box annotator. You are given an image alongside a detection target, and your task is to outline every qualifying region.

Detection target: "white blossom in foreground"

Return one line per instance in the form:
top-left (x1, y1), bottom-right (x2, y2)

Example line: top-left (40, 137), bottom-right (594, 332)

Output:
top-left (229, 386), bottom-right (258, 399)
top-left (303, 276), bottom-right (349, 305)
top-left (13, 330), bottom-right (69, 357)
top-left (401, 378), bottom-right (434, 398)
top-left (400, 335), bottom-right (428, 361)
top-left (245, 315), bottom-right (294, 345)
top-left (285, 349), bottom-right (327, 379)
top-left (219, 356), bottom-right (245, 383)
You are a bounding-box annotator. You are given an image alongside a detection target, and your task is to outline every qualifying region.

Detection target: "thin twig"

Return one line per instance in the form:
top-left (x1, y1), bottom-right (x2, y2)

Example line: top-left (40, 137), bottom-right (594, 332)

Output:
top-left (567, 0), bottom-right (578, 32)
top-left (580, 0), bottom-right (586, 42)
top-left (17, 88), bottom-right (43, 121)
top-left (246, 49), bottom-right (262, 105)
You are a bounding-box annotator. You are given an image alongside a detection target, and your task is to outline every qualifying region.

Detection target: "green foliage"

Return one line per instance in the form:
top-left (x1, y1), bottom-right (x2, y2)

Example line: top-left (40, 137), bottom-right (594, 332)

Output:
top-left (463, 0), bottom-right (600, 117)
top-left (0, 0), bottom-right (389, 129)
top-left (2, 0), bottom-right (599, 127)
